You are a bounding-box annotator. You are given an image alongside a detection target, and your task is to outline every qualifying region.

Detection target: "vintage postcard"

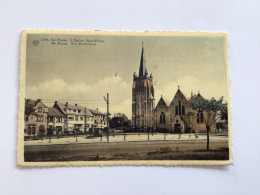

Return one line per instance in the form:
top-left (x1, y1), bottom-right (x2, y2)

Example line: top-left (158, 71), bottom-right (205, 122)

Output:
top-left (18, 30), bottom-right (232, 166)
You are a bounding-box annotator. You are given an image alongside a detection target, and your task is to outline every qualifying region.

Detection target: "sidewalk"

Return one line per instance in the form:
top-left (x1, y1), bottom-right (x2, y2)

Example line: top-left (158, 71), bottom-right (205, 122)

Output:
top-left (24, 133), bottom-right (228, 146)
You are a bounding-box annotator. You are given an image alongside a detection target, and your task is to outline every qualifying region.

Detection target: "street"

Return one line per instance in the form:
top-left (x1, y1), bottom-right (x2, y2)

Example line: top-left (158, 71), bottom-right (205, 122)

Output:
top-left (24, 133), bottom-right (229, 161)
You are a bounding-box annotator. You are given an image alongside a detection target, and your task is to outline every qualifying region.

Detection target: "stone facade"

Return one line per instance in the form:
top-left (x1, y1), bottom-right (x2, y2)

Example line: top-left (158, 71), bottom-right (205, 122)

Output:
top-left (154, 89), bottom-right (216, 134)
top-left (132, 44), bottom-right (155, 132)
top-left (131, 44), bottom-right (216, 134)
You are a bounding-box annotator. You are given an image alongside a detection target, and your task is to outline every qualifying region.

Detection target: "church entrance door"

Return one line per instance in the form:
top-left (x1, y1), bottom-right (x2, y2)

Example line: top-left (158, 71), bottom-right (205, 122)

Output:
top-left (174, 124), bottom-right (181, 134)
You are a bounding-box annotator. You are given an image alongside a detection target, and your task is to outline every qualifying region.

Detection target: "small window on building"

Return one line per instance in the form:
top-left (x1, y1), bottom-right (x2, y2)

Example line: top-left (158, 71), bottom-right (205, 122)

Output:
top-left (175, 106), bottom-right (178, 115)
top-left (38, 107), bottom-right (42, 113)
top-left (38, 115), bottom-right (43, 122)
top-left (80, 117), bottom-right (83, 121)
top-left (73, 109), bottom-right (76, 112)
top-left (25, 116), bottom-right (28, 121)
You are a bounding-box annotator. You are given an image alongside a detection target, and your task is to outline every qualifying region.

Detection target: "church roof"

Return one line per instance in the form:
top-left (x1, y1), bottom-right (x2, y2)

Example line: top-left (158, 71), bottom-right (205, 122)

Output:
top-left (138, 44), bottom-right (148, 77)
top-left (171, 88), bottom-right (188, 105)
top-left (155, 96), bottom-right (170, 109)
top-left (163, 98), bottom-right (171, 107)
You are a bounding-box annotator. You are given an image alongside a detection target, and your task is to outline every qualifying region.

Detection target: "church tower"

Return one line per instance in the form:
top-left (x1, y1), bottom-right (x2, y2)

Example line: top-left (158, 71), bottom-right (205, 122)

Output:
top-left (132, 43), bottom-right (155, 132)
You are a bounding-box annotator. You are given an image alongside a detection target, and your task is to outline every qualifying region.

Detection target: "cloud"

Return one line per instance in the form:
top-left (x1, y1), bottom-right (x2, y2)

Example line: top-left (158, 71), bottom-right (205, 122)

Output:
top-left (155, 76), bottom-right (227, 103)
top-left (26, 76), bottom-right (132, 118)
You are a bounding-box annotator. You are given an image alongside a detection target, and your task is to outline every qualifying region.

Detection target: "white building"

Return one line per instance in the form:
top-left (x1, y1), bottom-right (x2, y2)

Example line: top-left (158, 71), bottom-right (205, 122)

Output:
top-left (53, 101), bottom-right (93, 133)
top-left (89, 108), bottom-right (108, 129)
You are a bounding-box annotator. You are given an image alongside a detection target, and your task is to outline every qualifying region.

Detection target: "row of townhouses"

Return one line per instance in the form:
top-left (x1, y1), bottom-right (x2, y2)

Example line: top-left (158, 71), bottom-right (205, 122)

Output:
top-left (24, 99), bottom-right (108, 136)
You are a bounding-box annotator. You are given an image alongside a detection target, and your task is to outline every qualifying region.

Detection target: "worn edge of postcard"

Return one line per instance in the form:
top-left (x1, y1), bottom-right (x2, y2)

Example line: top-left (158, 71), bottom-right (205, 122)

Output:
top-left (17, 30), bottom-right (233, 167)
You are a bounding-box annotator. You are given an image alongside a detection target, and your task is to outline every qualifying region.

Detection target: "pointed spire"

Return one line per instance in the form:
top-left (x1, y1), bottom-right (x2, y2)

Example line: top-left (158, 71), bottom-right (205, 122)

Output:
top-left (138, 41), bottom-right (148, 77)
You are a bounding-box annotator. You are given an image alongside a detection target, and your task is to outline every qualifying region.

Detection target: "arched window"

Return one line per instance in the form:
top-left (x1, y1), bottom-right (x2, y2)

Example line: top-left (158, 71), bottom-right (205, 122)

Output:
top-left (200, 113), bottom-right (204, 123)
top-left (182, 105), bottom-right (185, 115)
top-left (197, 113), bottom-right (200, 123)
top-left (160, 112), bottom-right (165, 124)
top-left (163, 114), bottom-right (165, 123)
top-left (179, 101), bottom-right (182, 115)
top-left (175, 106), bottom-right (178, 115)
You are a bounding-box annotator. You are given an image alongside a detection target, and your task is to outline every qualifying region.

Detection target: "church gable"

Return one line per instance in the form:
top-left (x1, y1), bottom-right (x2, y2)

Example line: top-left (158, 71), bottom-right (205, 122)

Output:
top-left (170, 89), bottom-right (189, 107)
top-left (155, 96), bottom-right (170, 111)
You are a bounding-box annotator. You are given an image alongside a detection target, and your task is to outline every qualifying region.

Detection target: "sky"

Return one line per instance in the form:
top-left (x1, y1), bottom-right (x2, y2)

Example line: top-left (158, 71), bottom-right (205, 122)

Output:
top-left (25, 32), bottom-right (229, 118)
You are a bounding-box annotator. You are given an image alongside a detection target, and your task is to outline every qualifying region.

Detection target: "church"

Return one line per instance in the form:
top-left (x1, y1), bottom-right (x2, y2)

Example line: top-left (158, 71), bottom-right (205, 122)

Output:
top-left (132, 43), bottom-right (155, 132)
top-left (132, 43), bottom-right (215, 134)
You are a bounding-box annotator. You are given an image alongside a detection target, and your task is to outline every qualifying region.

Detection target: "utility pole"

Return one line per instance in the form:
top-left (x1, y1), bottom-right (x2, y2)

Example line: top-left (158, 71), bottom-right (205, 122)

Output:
top-left (84, 107), bottom-right (87, 134)
top-left (104, 93), bottom-right (109, 142)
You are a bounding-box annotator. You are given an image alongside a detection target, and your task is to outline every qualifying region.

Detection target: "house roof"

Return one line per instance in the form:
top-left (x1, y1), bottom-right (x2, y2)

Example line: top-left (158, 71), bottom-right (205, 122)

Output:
top-left (89, 109), bottom-right (105, 115)
top-left (25, 99), bottom-right (48, 108)
top-left (54, 102), bottom-right (93, 116)
top-left (48, 107), bottom-right (65, 117)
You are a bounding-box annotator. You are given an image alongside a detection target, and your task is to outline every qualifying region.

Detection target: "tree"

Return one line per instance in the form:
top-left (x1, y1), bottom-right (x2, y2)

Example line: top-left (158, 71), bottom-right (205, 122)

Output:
top-left (110, 113), bottom-right (132, 131)
top-left (25, 99), bottom-right (36, 116)
top-left (190, 94), bottom-right (227, 151)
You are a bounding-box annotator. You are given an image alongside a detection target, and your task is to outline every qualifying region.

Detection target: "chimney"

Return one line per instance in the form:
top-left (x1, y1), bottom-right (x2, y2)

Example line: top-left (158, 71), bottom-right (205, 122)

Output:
top-left (66, 102), bottom-right (68, 107)
top-left (37, 99), bottom-right (42, 102)
top-left (75, 104), bottom-right (78, 106)
top-left (96, 108), bottom-right (98, 110)
top-left (55, 101), bottom-right (57, 105)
